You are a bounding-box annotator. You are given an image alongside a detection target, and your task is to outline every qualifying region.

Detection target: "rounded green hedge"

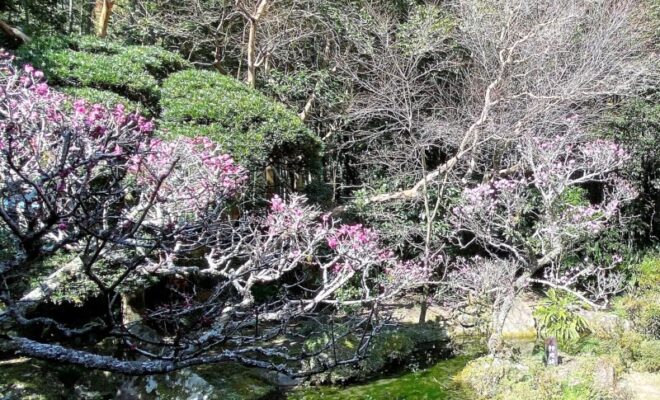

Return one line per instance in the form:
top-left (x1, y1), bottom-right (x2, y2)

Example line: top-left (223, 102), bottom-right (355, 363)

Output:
top-left (18, 36), bottom-right (322, 192)
top-left (17, 35), bottom-right (190, 107)
top-left (160, 69), bottom-right (322, 172)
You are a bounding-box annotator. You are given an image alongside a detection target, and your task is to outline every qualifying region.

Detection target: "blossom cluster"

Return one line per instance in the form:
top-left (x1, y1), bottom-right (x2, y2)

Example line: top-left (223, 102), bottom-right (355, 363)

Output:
top-left (454, 177), bottom-right (526, 218)
top-left (450, 133), bottom-right (638, 291)
top-left (0, 51), bottom-right (247, 245)
top-left (266, 195), bottom-right (430, 286)
top-left (266, 194), bottom-right (308, 236)
top-left (326, 224), bottom-right (378, 251)
top-left (128, 137), bottom-right (247, 219)
top-left (0, 54), bottom-right (155, 236)
top-left (0, 54), bottom-right (153, 185)
top-left (529, 136), bottom-right (630, 190)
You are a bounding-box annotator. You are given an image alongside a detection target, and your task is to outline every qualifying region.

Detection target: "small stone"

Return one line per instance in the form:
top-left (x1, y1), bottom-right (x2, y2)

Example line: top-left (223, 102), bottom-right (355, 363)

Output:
top-left (593, 361), bottom-right (616, 390)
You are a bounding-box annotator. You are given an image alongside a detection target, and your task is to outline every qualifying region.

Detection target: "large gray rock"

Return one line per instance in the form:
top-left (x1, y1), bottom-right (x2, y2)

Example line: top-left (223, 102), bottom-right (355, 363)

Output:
top-left (502, 298), bottom-right (536, 339)
top-left (390, 302), bottom-right (447, 324)
top-left (579, 310), bottom-right (632, 338)
top-left (389, 295), bottom-right (536, 339)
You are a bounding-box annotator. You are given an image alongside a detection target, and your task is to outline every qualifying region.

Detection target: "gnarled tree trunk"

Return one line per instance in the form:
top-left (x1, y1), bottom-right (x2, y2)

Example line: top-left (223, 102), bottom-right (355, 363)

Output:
top-left (487, 290), bottom-right (516, 354)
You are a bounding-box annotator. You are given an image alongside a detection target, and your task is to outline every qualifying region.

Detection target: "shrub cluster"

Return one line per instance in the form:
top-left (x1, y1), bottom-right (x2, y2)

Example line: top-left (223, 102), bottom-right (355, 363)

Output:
top-left (17, 35), bottom-right (190, 107)
top-left (17, 36), bottom-right (323, 185)
top-left (613, 253), bottom-right (660, 338)
top-left (160, 69), bottom-right (321, 172)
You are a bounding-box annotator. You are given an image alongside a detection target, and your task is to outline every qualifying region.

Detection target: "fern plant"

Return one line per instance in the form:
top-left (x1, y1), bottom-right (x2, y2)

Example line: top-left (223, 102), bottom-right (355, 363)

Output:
top-left (534, 289), bottom-right (591, 346)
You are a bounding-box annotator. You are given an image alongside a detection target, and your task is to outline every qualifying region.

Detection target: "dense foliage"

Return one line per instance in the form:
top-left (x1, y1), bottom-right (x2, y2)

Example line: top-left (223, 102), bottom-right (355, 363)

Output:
top-left (534, 289), bottom-right (591, 346)
top-left (0, 53), bottom-right (426, 375)
top-left (15, 34), bottom-right (323, 192)
top-left (0, 0), bottom-right (659, 396)
top-left (160, 69), bottom-right (321, 173)
top-left (17, 35), bottom-right (190, 109)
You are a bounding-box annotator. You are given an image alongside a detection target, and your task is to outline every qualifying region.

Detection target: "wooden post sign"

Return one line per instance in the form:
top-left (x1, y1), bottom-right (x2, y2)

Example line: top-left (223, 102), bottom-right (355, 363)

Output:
top-left (545, 336), bottom-right (559, 366)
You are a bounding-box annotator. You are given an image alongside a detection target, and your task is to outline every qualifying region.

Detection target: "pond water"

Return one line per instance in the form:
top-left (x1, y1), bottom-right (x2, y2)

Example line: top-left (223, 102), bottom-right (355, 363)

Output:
top-left (0, 338), bottom-right (536, 399)
top-left (287, 354), bottom-right (475, 400)
top-left (287, 339), bottom-right (495, 400)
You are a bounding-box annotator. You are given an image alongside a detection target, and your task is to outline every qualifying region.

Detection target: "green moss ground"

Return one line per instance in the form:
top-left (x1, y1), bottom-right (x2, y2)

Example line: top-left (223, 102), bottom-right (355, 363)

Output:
top-left (289, 354), bottom-right (473, 400)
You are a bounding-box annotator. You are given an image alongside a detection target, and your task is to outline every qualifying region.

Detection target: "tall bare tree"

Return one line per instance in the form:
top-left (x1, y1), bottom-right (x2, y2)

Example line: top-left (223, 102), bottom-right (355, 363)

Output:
top-left (367, 0), bottom-right (657, 205)
top-left (234, 0), bottom-right (271, 86)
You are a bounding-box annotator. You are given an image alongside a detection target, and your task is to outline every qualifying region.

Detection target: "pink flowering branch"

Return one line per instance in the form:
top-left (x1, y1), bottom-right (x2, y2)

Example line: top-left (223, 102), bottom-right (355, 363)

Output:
top-left (0, 53), bottom-right (423, 376)
top-left (447, 131), bottom-right (636, 352)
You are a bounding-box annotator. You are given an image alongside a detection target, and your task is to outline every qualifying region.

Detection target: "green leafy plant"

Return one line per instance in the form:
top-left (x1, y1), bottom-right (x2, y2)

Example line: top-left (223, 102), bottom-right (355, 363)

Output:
top-left (534, 289), bottom-right (591, 346)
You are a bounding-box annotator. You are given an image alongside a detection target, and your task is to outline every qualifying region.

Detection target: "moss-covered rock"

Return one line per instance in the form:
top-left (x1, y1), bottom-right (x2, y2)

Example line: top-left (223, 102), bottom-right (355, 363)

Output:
top-left (454, 352), bottom-right (630, 400)
top-left (291, 354), bottom-right (475, 400)
top-left (454, 355), bottom-right (526, 399)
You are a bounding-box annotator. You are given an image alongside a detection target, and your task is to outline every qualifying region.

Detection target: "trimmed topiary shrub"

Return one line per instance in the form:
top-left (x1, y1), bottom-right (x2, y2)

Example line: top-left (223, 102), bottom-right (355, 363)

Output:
top-left (160, 69), bottom-right (321, 174)
top-left (17, 35), bottom-right (190, 107)
top-left (61, 87), bottom-right (146, 115)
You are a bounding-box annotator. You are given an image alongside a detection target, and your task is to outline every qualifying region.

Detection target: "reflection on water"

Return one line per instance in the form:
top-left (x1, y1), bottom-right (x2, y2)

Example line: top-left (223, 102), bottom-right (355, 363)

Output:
top-left (287, 337), bottom-right (507, 400)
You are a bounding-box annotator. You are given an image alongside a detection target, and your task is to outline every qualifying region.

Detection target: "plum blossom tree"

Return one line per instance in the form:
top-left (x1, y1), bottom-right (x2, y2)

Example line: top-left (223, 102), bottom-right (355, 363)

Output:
top-left (448, 130), bottom-right (638, 352)
top-left (0, 52), bottom-right (429, 375)
top-left (345, 0), bottom-right (655, 354)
